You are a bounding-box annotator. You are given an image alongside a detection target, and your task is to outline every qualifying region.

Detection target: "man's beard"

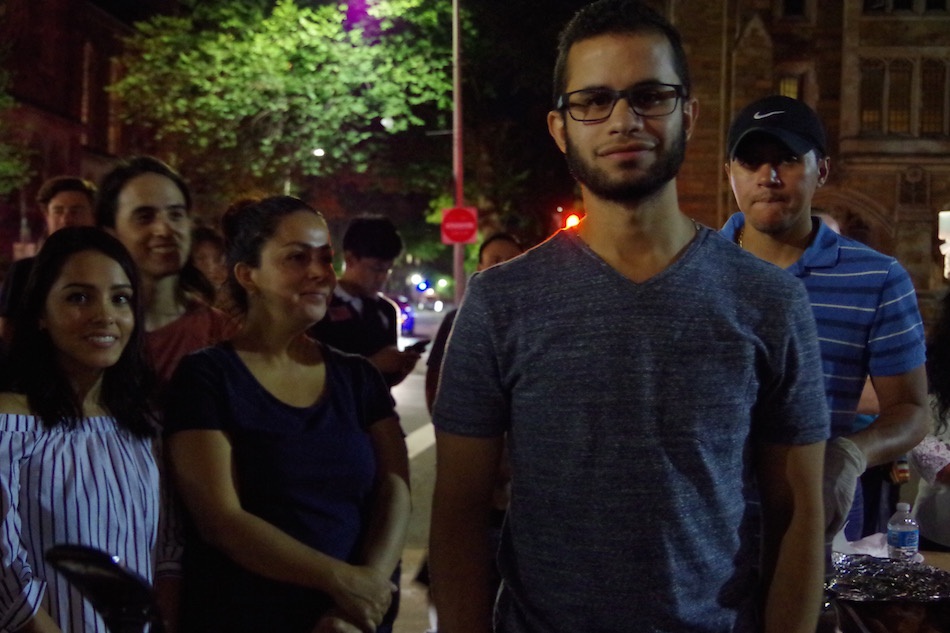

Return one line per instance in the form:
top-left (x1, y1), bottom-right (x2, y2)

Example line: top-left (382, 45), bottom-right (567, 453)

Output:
top-left (564, 129), bottom-right (686, 204)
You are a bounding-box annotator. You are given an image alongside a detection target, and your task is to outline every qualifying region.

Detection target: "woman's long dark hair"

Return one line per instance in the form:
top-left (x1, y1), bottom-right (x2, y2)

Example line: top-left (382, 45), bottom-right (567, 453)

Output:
top-left (927, 290), bottom-right (950, 436)
top-left (3, 227), bottom-right (156, 437)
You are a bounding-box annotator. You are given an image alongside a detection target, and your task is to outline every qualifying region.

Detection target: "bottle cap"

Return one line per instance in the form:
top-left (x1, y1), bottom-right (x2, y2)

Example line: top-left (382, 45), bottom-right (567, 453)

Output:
top-left (896, 502), bottom-right (911, 512)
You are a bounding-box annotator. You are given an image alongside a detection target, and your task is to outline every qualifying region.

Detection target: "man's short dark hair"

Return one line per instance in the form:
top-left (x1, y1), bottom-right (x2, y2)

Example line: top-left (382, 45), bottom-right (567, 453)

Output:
top-left (342, 215), bottom-right (403, 260)
top-left (478, 232), bottom-right (523, 264)
top-left (36, 176), bottom-right (97, 207)
top-left (96, 156), bottom-right (191, 229)
top-left (552, 0), bottom-right (691, 105)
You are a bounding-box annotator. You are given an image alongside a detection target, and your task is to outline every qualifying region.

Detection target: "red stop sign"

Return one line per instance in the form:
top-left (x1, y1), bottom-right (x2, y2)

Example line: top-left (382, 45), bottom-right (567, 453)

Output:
top-left (441, 207), bottom-right (479, 244)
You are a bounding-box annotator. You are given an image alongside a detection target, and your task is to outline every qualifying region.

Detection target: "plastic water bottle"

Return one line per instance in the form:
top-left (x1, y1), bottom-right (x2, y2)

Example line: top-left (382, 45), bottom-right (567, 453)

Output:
top-left (886, 502), bottom-right (919, 561)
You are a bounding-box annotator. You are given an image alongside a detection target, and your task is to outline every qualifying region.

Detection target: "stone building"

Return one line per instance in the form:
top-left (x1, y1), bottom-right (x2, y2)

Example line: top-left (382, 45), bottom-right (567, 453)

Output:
top-left (669, 0), bottom-right (950, 321)
top-left (0, 0), bottom-right (173, 256)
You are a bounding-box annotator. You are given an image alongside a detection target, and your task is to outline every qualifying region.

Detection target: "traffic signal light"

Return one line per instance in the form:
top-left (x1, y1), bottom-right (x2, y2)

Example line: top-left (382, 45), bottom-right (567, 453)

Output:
top-left (552, 206), bottom-right (585, 233)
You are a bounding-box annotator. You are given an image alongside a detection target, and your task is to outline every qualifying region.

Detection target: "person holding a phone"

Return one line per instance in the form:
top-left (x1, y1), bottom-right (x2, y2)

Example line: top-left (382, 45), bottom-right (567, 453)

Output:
top-left (405, 338), bottom-right (430, 354)
top-left (309, 215), bottom-right (420, 387)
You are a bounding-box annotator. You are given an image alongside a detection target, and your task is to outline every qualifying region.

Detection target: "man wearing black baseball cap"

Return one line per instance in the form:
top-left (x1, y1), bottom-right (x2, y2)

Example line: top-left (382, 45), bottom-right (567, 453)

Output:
top-left (721, 95), bottom-right (928, 548)
top-left (727, 94), bottom-right (827, 161)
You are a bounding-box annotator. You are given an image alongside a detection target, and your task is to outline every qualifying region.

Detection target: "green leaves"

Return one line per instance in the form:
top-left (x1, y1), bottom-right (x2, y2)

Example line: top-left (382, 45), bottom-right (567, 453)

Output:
top-left (0, 65), bottom-right (32, 196)
top-left (111, 0), bottom-right (452, 206)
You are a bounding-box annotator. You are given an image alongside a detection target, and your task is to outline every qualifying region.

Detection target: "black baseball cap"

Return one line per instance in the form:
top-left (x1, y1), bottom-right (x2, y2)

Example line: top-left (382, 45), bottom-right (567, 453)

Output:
top-left (727, 95), bottom-right (826, 160)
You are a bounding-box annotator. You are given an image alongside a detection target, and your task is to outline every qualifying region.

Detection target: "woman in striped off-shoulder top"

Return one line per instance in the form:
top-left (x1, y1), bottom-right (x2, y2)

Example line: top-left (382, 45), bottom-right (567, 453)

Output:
top-left (0, 227), bottom-right (158, 633)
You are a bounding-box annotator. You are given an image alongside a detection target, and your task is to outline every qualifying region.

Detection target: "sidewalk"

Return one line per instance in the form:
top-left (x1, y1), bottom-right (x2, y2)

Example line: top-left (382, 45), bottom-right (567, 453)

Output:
top-left (392, 311), bottom-right (442, 633)
top-left (394, 548), bottom-right (431, 633)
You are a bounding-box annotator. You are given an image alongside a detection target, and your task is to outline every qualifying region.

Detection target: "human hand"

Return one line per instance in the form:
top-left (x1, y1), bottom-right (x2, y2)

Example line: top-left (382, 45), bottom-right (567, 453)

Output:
top-left (311, 609), bottom-right (364, 633)
top-left (18, 608), bottom-right (64, 633)
top-left (823, 436), bottom-right (868, 540)
top-left (328, 565), bottom-right (395, 632)
top-left (937, 462), bottom-right (950, 486)
top-left (369, 345), bottom-right (422, 378)
top-left (398, 349), bottom-right (421, 376)
top-left (370, 346), bottom-right (419, 376)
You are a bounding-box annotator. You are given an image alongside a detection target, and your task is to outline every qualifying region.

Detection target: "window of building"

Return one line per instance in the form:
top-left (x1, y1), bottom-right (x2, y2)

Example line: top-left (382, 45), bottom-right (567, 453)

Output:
top-left (81, 43), bottom-right (93, 146)
top-left (864, 0), bottom-right (948, 11)
top-left (921, 59), bottom-right (949, 135)
top-left (860, 56), bottom-right (950, 136)
top-left (776, 0), bottom-right (815, 21)
top-left (108, 58), bottom-right (122, 154)
top-left (860, 59), bottom-right (885, 133)
top-left (783, 0), bottom-right (806, 16)
top-left (888, 59), bottom-right (913, 134)
top-left (779, 75), bottom-right (803, 99)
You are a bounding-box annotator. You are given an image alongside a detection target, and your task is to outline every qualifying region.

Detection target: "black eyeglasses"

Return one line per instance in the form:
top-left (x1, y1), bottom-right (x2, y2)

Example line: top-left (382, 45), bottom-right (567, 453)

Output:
top-left (556, 83), bottom-right (687, 123)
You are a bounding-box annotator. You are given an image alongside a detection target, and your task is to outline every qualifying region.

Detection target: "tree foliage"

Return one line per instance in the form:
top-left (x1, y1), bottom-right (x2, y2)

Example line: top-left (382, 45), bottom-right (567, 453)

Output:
top-left (457, 0), bottom-right (590, 246)
top-left (0, 64), bottom-right (32, 197)
top-left (111, 0), bottom-right (453, 211)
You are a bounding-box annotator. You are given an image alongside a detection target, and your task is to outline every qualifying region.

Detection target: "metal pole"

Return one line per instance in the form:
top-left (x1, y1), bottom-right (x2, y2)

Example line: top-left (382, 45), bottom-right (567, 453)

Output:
top-left (452, 0), bottom-right (466, 305)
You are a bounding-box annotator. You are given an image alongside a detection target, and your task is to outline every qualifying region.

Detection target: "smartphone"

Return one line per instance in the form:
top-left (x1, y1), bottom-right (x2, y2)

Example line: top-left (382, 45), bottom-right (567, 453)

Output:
top-left (404, 339), bottom-right (431, 353)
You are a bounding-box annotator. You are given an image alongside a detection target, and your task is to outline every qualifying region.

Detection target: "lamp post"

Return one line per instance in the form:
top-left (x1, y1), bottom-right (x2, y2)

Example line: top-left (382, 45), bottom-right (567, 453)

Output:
top-left (452, 0), bottom-right (466, 305)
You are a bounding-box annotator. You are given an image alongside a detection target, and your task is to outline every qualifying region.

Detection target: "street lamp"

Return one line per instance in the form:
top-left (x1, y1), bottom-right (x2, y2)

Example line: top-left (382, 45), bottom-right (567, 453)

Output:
top-left (939, 211), bottom-right (950, 278)
top-left (452, 0), bottom-right (466, 304)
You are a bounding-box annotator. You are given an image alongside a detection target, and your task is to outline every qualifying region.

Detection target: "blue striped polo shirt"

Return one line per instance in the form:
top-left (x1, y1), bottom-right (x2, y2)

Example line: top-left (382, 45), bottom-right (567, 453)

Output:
top-left (722, 213), bottom-right (926, 437)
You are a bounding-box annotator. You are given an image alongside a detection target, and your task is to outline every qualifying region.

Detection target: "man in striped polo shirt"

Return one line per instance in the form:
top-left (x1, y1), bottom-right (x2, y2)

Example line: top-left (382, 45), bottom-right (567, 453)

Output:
top-left (721, 95), bottom-right (929, 541)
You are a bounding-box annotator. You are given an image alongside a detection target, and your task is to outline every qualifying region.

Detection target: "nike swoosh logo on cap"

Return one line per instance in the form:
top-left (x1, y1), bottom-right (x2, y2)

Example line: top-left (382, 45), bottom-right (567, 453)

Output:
top-left (752, 110), bottom-right (785, 119)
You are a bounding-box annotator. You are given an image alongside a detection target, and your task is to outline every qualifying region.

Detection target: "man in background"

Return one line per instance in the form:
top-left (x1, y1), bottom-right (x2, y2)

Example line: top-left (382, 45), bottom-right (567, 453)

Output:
top-left (0, 176), bottom-right (97, 345)
top-left (310, 215), bottom-right (420, 386)
top-left (429, 2), bottom-right (829, 631)
top-left (96, 156), bottom-right (236, 631)
top-left (721, 95), bottom-right (928, 542)
top-left (97, 155), bottom-right (232, 383)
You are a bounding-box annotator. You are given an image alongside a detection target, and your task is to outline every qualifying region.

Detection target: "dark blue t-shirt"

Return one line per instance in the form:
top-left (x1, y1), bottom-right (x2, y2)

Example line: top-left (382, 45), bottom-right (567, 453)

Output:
top-left (164, 342), bottom-right (396, 632)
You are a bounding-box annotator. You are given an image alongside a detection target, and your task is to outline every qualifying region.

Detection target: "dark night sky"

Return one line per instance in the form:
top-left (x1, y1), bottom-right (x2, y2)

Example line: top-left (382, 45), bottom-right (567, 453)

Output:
top-left (461, 0), bottom-right (593, 233)
top-left (87, 0), bottom-right (176, 24)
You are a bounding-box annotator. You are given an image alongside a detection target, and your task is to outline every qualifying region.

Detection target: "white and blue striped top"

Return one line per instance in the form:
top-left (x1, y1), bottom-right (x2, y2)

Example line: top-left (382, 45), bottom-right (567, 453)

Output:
top-left (722, 213), bottom-right (926, 437)
top-left (0, 414), bottom-right (159, 632)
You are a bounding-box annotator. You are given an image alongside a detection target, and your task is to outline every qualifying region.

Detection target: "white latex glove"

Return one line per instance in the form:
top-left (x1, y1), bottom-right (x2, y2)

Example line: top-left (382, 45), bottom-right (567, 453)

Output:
top-left (823, 436), bottom-right (867, 541)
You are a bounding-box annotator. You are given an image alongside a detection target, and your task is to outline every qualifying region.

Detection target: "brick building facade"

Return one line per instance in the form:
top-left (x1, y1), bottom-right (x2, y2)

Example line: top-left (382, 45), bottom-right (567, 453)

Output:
top-left (0, 0), bottom-right (172, 259)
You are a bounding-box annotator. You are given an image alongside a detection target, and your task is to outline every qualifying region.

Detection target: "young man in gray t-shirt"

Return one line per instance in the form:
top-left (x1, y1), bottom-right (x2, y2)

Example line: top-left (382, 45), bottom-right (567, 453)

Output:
top-left (428, 2), bottom-right (829, 632)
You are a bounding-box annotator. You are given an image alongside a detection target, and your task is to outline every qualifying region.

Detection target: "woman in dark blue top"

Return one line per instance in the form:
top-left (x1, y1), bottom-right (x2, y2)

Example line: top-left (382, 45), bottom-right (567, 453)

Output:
top-left (164, 196), bottom-right (410, 633)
